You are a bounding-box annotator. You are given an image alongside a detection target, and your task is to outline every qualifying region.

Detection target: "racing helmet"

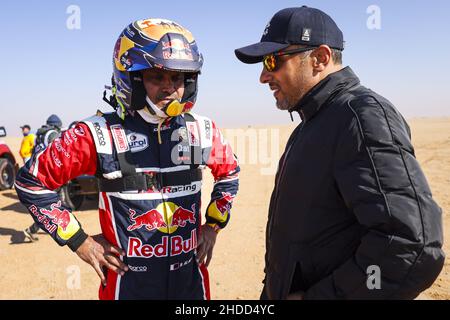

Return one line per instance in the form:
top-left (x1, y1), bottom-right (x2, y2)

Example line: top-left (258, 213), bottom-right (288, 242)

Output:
top-left (112, 18), bottom-right (203, 118)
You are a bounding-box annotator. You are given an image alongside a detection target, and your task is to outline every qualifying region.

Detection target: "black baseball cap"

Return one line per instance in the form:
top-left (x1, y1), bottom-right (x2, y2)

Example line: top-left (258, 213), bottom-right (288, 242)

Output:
top-left (20, 125), bottom-right (31, 130)
top-left (235, 6), bottom-right (344, 64)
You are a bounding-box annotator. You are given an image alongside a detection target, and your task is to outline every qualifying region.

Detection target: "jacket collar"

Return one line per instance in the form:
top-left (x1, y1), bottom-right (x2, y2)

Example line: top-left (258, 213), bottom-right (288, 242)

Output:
top-left (290, 66), bottom-right (360, 121)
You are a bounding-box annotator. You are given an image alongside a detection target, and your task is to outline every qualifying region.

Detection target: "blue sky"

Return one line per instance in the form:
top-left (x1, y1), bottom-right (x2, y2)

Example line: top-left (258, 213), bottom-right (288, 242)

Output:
top-left (1, 0), bottom-right (449, 136)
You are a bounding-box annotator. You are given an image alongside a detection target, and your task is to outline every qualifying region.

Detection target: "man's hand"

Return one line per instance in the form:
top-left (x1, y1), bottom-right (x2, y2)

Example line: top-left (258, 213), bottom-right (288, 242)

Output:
top-left (75, 234), bottom-right (128, 286)
top-left (196, 224), bottom-right (218, 267)
top-left (287, 291), bottom-right (304, 300)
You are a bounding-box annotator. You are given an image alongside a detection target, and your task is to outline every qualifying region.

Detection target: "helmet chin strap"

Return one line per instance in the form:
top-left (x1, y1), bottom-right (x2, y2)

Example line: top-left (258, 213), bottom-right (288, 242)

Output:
top-left (139, 95), bottom-right (193, 145)
top-left (140, 95), bottom-right (193, 124)
top-left (138, 96), bottom-right (169, 124)
top-left (140, 96), bottom-right (183, 145)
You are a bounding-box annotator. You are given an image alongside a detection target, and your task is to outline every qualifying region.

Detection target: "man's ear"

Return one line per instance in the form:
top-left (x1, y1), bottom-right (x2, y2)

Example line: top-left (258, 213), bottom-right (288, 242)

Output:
top-left (311, 45), bottom-right (332, 71)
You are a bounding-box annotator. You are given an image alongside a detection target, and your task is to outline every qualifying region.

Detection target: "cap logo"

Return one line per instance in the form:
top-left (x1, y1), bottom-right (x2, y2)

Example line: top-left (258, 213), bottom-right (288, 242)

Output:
top-left (302, 28), bottom-right (311, 41)
top-left (263, 22), bottom-right (270, 36)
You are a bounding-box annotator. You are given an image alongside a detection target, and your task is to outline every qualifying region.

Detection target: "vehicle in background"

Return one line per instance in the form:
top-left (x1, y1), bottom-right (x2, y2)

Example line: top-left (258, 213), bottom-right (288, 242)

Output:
top-left (0, 126), bottom-right (19, 190)
top-left (59, 174), bottom-right (99, 210)
top-left (58, 121), bottom-right (99, 210)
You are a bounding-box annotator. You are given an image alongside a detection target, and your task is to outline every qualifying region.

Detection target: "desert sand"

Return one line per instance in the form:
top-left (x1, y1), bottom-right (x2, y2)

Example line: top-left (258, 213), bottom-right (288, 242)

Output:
top-left (0, 118), bottom-right (448, 299)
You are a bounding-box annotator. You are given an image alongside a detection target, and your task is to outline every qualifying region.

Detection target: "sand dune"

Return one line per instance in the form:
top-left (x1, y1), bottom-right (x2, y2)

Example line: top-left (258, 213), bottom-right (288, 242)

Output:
top-left (0, 118), bottom-right (448, 299)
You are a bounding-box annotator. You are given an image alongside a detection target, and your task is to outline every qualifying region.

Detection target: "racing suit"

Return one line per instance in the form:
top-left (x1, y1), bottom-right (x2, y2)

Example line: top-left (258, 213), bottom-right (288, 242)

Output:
top-left (15, 110), bottom-right (240, 300)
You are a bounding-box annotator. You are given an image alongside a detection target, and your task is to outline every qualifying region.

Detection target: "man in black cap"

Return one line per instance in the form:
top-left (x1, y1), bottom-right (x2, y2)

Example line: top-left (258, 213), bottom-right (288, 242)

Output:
top-left (235, 6), bottom-right (444, 299)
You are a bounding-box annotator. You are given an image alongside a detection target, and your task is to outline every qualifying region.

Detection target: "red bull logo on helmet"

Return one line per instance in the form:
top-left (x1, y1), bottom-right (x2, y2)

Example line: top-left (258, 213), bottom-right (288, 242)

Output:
top-left (162, 39), bottom-right (190, 51)
top-left (127, 202), bottom-right (197, 234)
top-left (161, 36), bottom-right (194, 61)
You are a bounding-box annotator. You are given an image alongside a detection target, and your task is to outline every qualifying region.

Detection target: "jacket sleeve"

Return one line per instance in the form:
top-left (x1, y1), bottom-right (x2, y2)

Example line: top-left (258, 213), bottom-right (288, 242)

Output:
top-left (204, 121), bottom-right (240, 229)
top-left (15, 123), bottom-right (98, 251)
top-left (304, 96), bottom-right (445, 299)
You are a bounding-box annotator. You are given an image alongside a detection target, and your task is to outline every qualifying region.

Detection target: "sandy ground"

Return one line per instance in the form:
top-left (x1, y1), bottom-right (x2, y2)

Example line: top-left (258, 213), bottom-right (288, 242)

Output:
top-left (0, 118), bottom-right (448, 300)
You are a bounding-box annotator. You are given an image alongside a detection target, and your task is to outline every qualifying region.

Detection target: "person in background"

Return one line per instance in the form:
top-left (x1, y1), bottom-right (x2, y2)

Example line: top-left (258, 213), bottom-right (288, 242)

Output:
top-left (19, 125), bottom-right (35, 165)
top-left (32, 114), bottom-right (63, 154)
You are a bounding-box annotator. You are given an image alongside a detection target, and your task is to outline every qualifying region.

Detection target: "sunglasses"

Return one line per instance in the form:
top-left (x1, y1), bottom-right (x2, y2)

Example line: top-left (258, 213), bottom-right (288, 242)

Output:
top-left (262, 47), bottom-right (317, 72)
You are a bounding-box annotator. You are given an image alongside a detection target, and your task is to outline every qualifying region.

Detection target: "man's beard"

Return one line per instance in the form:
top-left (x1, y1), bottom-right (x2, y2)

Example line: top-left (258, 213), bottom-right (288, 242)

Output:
top-left (276, 82), bottom-right (308, 111)
top-left (276, 58), bottom-right (309, 111)
top-left (276, 91), bottom-right (301, 111)
top-left (276, 97), bottom-right (292, 111)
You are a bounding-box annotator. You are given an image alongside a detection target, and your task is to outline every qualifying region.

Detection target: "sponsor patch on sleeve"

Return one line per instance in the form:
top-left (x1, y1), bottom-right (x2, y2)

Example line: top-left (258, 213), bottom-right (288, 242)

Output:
top-left (111, 124), bottom-right (130, 153)
top-left (82, 116), bottom-right (113, 154)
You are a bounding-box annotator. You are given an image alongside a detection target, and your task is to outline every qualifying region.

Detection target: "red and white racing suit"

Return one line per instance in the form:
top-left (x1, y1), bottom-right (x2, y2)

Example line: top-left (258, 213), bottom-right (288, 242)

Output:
top-left (15, 110), bottom-right (239, 299)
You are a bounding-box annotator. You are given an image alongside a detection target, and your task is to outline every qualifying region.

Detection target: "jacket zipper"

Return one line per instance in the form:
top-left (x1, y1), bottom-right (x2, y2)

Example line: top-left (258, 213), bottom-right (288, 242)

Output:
top-left (268, 120), bottom-right (307, 239)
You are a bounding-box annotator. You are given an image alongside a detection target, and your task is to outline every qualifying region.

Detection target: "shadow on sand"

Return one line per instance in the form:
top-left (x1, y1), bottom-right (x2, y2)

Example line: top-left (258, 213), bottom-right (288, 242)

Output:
top-left (0, 227), bottom-right (35, 244)
top-left (0, 201), bottom-right (29, 214)
top-left (0, 190), bottom-right (19, 201)
top-left (0, 191), bottom-right (98, 245)
top-left (0, 190), bottom-right (28, 214)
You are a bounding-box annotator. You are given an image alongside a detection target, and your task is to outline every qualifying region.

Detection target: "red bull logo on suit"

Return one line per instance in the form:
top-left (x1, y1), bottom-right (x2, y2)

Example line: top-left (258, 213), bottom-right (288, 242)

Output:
top-left (40, 201), bottom-right (72, 231)
top-left (127, 229), bottom-right (198, 258)
top-left (127, 202), bottom-right (196, 234)
top-left (38, 200), bottom-right (80, 240)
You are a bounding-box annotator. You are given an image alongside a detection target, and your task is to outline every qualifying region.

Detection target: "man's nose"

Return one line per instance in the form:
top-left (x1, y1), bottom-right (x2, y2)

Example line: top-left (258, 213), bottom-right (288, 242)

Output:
top-left (260, 68), bottom-right (271, 84)
top-left (161, 76), bottom-right (175, 89)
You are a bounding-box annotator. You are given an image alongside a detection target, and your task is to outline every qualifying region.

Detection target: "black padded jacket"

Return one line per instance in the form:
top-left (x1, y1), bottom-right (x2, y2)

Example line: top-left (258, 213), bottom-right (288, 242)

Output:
top-left (263, 67), bottom-right (445, 300)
